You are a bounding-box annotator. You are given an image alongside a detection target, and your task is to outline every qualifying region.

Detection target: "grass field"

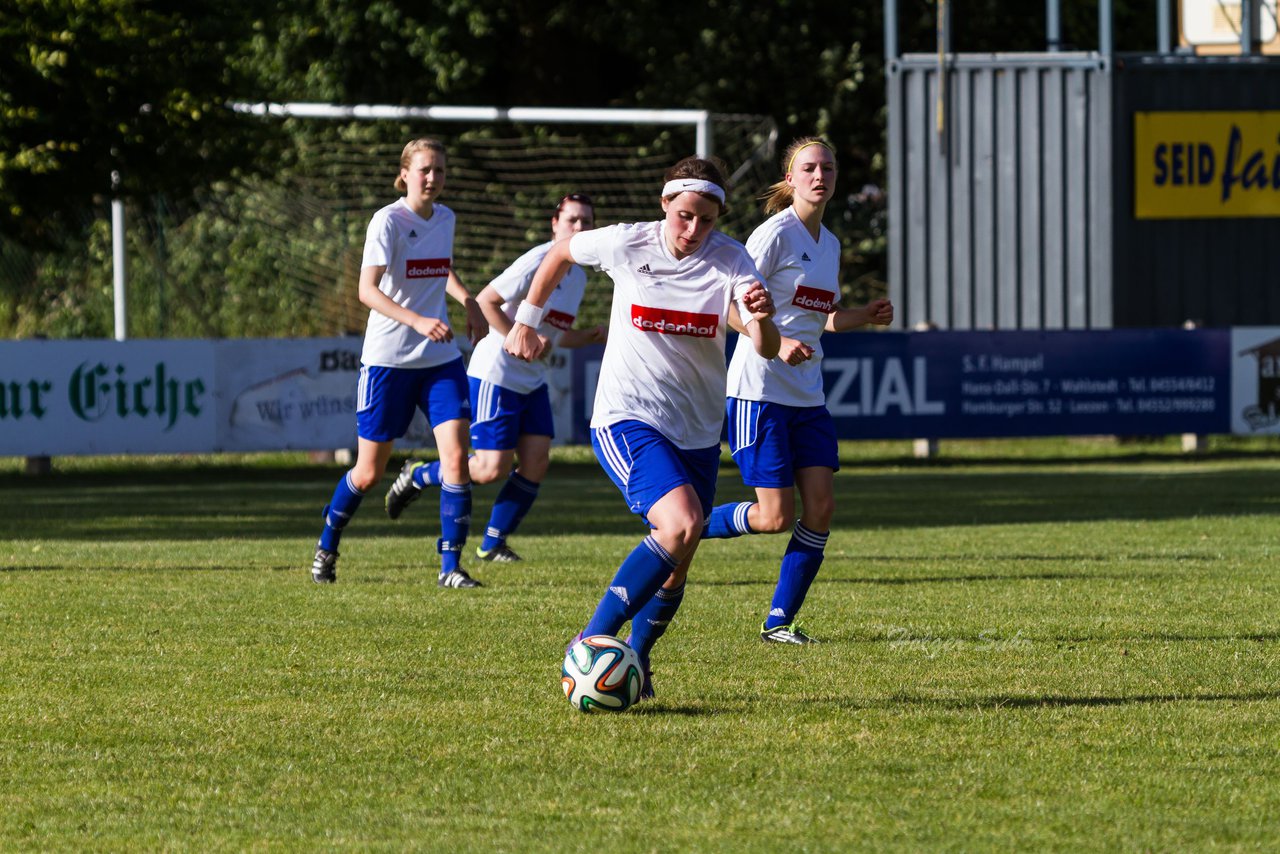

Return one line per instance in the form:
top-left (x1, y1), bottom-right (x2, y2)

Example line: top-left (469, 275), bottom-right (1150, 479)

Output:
top-left (3, 437), bottom-right (1279, 851)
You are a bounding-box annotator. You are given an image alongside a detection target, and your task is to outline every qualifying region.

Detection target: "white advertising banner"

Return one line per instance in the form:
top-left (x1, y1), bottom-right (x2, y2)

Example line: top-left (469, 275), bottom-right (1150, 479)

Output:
top-left (1230, 327), bottom-right (1280, 434)
top-left (0, 339), bottom-right (218, 455)
top-left (1, 337), bottom-right (575, 456)
top-left (217, 338), bottom-right (362, 451)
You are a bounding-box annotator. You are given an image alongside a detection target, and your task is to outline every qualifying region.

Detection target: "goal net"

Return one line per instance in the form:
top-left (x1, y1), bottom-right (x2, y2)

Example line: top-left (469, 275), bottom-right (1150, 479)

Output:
top-left (222, 110), bottom-right (779, 334)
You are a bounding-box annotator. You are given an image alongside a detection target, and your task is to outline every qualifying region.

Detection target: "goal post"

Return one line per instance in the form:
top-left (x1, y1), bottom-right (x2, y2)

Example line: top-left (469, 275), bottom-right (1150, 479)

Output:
top-left (230, 102), bottom-right (717, 158)
top-left (218, 101), bottom-right (778, 335)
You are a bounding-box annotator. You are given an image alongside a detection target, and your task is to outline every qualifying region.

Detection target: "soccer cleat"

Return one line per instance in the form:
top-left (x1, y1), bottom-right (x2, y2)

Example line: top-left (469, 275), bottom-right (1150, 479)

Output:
top-left (760, 621), bottom-right (820, 644)
top-left (476, 543), bottom-right (522, 563)
top-left (438, 568), bottom-right (483, 589)
top-left (623, 634), bottom-right (655, 701)
top-left (311, 547), bottom-right (338, 584)
top-left (385, 460), bottom-right (427, 520)
top-left (638, 667), bottom-right (655, 700)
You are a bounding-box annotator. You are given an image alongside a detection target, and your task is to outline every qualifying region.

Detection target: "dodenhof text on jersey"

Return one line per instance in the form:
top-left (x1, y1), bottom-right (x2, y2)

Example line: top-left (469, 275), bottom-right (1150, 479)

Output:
top-left (630, 305), bottom-right (719, 338)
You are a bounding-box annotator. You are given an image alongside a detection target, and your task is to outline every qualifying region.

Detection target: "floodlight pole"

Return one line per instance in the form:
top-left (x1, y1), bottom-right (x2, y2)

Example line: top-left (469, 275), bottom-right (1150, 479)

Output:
top-left (884, 0), bottom-right (899, 60)
top-left (1046, 0), bottom-right (1062, 52)
top-left (1241, 0), bottom-right (1261, 54)
top-left (111, 169), bottom-right (127, 342)
top-left (1099, 0), bottom-right (1114, 55)
top-left (230, 102), bottom-right (714, 159)
top-left (1157, 0), bottom-right (1172, 53)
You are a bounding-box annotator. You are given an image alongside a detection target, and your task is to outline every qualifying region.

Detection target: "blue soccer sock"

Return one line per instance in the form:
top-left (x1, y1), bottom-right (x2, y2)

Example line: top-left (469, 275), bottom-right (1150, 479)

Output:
top-left (764, 523), bottom-right (828, 629)
top-left (627, 581), bottom-right (685, 666)
top-left (582, 536), bottom-right (678, 638)
top-left (437, 481), bottom-right (472, 574)
top-left (481, 471), bottom-right (540, 551)
top-left (704, 501), bottom-right (756, 539)
top-left (318, 471), bottom-right (365, 552)
top-left (412, 460), bottom-right (443, 488)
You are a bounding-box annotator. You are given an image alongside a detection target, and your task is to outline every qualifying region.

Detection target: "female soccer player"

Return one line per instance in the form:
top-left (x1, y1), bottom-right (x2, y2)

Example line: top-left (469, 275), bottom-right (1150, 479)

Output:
top-left (704, 137), bottom-right (893, 643)
top-left (384, 193), bottom-right (606, 563)
top-left (506, 157), bottom-right (781, 699)
top-left (310, 137), bottom-right (488, 588)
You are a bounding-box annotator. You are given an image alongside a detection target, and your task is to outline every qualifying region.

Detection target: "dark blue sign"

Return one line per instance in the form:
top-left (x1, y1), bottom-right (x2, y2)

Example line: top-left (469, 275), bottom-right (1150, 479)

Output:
top-left (569, 329), bottom-right (1231, 443)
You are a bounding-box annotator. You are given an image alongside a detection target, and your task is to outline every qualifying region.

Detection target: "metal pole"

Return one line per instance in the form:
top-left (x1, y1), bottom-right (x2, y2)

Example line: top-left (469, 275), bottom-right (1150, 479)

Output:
top-left (695, 113), bottom-right (712, 159)
top-left (1047, 0), bottom-right (1061, 52)
top-left (111, 170), bottom-right (126, 342)
top-left (1241, 0), bottom-right (1259, 54)
top-left (1157, 0), bottom-right (1172, 53)
top-left (884, 0), bottom-right (899, 62)
top-left (1099, 0), bottom-right (1113, 55)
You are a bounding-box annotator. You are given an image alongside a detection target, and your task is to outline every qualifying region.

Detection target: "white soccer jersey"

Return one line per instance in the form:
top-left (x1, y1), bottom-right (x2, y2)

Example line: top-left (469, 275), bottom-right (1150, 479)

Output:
top-left (727, 207), bottom-right (841, 407)
top-left (359, 198), bottom-right (462, 369)
top-left (572, 221), bottom-right (760, 449)
top-left (466, 241), bottom-right (589, 394)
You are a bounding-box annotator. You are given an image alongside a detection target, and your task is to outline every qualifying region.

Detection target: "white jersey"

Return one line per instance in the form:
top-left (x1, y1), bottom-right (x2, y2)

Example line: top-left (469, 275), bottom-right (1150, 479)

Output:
top-left (727, 207), bottom-right (840, 407)
top-left (467, 241), bottom-right (589, 394)
top-left (572, 221), bottom-right (760, 449)
top-left (359, 198), bottom-right (462, 369)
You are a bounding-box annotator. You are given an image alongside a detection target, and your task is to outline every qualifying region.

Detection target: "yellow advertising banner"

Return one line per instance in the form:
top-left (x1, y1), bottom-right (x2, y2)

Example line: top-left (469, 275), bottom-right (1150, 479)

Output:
top-left (1134, 111), bottom-right (1280, 219)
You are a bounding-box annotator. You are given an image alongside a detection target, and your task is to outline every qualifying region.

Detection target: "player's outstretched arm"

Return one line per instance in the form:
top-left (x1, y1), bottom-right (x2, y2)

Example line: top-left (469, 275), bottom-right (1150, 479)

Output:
top-left (826, 297), bottom-right (894, 333)
top-left (504, 238), bottom-right (577, 362)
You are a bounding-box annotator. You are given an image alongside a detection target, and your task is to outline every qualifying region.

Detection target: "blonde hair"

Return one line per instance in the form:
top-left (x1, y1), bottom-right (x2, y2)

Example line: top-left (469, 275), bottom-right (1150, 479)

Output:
top-left (394, 138), bottom-right (447, 193)
top-left (662, 155), bottom-right (731, 214)
top-left (760, 137), bottom-right (836, 215)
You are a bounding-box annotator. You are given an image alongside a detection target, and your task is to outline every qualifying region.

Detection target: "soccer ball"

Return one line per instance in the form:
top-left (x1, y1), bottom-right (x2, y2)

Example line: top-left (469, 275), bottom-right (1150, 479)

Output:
top-left (561, 634), bottom-right (643, 712)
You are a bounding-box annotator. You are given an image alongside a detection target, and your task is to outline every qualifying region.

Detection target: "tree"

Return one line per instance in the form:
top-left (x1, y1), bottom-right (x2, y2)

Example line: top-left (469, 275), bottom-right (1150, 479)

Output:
top-left (0, 0), bottom-right (278, 245)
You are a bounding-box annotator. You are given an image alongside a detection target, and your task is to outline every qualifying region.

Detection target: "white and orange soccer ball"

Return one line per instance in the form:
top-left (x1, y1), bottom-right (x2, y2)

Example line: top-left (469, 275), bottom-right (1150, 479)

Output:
top-left (561, 634), bottom-right (643, 712)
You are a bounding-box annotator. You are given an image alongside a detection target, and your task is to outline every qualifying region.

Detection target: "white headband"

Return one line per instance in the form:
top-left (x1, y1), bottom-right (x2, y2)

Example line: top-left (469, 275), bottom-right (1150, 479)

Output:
top-left (662, 179), bottom-right (726, 204)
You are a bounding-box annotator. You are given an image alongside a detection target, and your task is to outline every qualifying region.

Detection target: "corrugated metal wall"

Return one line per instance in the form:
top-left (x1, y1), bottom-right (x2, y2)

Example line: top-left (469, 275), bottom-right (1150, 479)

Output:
top-left (888, 53), bottom-right (1112, 330)
top-left (1112, 56), bottom-right (1280, 328)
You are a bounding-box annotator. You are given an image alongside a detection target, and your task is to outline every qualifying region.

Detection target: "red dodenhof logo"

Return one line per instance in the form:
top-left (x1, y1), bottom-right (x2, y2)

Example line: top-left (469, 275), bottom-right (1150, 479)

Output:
top-left (630, 305), bottom-right (718, 338)
top-left (792, 285), bottom-right (836, 313)
top-left (545, 309), bottom-right (575, 330)
top-left (406, 258), bottom-right (451, 278)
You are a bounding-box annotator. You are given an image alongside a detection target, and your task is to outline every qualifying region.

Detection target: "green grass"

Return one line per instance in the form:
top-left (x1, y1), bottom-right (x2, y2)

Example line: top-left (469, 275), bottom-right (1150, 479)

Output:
top-left (2, 437), bottom-right (1280, 851)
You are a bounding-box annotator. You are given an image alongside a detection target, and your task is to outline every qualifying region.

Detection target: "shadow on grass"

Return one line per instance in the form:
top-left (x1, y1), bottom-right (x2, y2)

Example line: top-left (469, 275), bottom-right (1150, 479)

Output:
top-left (885, 689), bottom-right (1280, 709)
top-left (2, 460), bottom-right (1277, 543)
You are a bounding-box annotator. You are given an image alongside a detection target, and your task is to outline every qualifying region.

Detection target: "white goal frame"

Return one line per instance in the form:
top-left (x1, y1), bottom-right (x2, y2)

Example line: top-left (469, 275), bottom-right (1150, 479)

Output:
top-left (229, 102), bottom-right (716, 158)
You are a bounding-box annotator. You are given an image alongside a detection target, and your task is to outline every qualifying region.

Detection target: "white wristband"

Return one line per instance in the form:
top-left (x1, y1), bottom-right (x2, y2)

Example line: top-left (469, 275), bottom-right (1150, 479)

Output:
top-left (514, 301), bottom-right (545, 328)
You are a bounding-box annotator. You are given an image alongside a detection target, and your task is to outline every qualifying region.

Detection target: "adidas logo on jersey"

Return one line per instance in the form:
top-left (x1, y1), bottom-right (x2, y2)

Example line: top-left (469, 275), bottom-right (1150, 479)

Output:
top-left (609, 585), bottom-right (631, 606)
top-left (637, 263), bottom-right (655, 275)
top-left (801, 252), bottom-right (812, 262)
top-left (410, 229), bottom-right (418, 238)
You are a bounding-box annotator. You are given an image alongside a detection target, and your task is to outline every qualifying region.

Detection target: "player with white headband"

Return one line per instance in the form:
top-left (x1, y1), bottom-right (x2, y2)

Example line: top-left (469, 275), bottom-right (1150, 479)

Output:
top-left (703, 136), bottom-right (894, 643)
top-left (505, 156), bottom-right (781, 701)
top-left (384, 193), bottom-right (606, 564)
top-left (309, 137), bottom-right (488, 589)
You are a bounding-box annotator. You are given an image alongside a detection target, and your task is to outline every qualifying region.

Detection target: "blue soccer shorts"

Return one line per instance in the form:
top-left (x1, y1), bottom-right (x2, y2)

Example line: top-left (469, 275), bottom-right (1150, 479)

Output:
top-left (468, 378), bottom-right (555, 450)
top-left (591, 419), bottom-right (721, 526)
top-left (356, 357), bottom-right (471, 442)
top-left (725, 398), bottom-right (839, 488)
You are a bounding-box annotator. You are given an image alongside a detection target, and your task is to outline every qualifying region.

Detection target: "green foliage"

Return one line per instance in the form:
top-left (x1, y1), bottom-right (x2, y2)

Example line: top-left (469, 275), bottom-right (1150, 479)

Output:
top-left (1, 0), bottom-right (1160, 338)
top-left (2, 439), bottom-right (1279, 848)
